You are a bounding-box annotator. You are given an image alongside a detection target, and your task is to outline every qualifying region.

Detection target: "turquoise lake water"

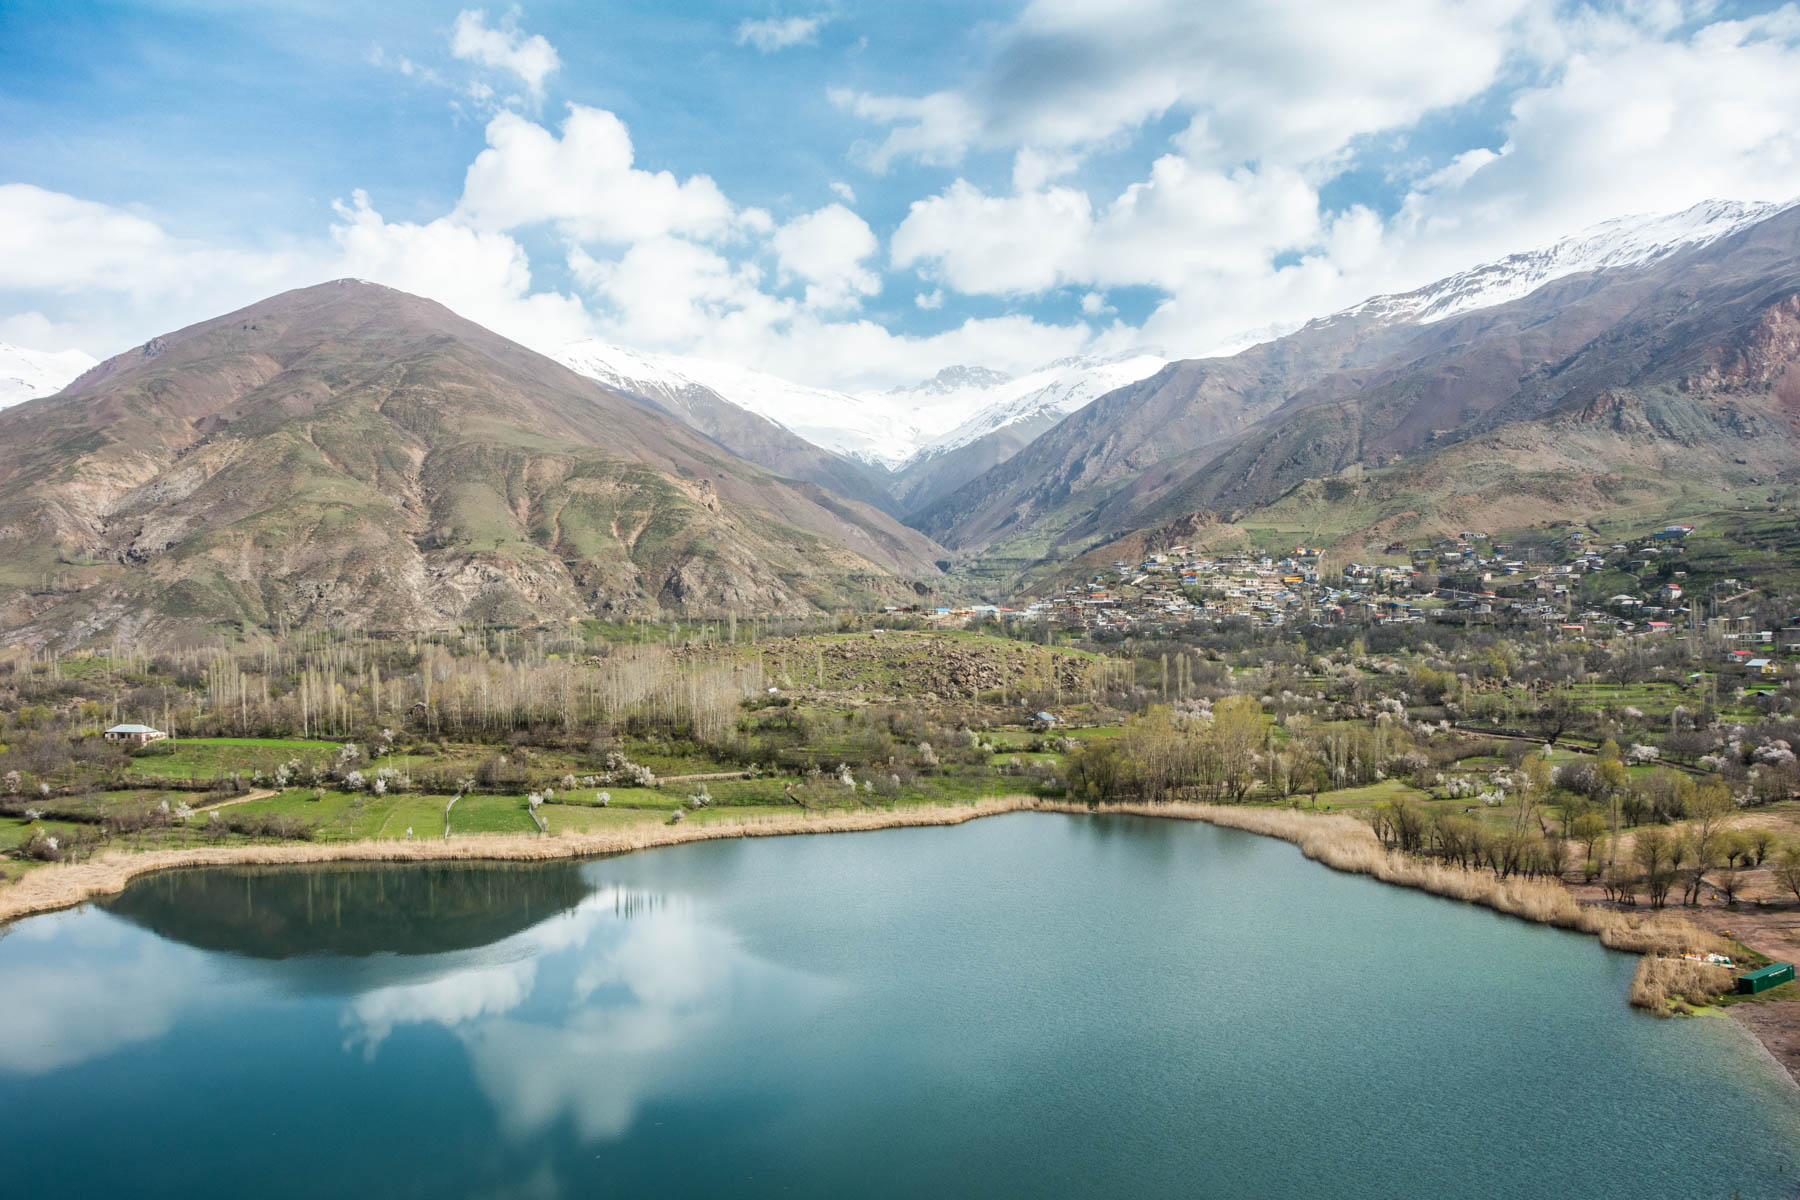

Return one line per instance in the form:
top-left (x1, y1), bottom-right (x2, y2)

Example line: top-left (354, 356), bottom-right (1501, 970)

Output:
top-left (1, 812), bottom-right (1797, 1198)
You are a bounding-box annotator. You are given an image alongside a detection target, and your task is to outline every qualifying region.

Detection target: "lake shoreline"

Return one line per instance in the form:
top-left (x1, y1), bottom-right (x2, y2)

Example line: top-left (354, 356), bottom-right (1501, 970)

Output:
top-left (1729, 995), bottom-right (1800, 1094)
top-left (1041, 800), bottom-right (1800, 1090)
top-left (6, 793), bottom-right (1795, 1090)
top-left (0, 797), bottom-right (1038, 925)
top-left (1713, 1007), bottom-right (1800, 1101)
top-left (11, 794), bottom-right (1794, 1198)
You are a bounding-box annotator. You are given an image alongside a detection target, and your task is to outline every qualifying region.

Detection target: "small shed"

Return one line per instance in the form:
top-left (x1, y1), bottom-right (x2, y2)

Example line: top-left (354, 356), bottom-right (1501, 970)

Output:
top-left (1736, 963), bottom-right (1795, 995)
top-left (1027, 711), bottom-right (1059, 732)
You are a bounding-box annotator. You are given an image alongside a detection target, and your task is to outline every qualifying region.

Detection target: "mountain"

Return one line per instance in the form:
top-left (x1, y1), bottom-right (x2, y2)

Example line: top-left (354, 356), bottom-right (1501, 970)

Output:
top-left (915, 314), bottom-right (1426, 555)
top-left (0, 343), bottom-right (97, 409)
top-left (0, 281), bottom-right (943, 645)
top-left (918, 198), bottom-right (1800, 587)
top-left (903, 355), bottom-right (1169, 458)
top-left (1149, 205), bottom-right (1800, 525)
top-left (555, 342), bottom-right (1169, 494)
top-left (1342, 198), bottom-right (1785, 328)
top-left (887, 353), bottom-right (1168, 513)
top-left (555, 340), bottom-right (927, 468)
top-left (554, 341), bottom-right (898, 512)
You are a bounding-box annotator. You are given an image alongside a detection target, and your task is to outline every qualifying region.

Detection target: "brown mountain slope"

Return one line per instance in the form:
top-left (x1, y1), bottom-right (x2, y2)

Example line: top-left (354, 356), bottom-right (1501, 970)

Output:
top-left (912, 293), bottom-right (1467, 552)
top-left (887, 411), bottom-right (1060, 517)
top-left (1143, 208), bottom-right (1800, 525)
top-left (0, 281), bottom-right (942, 645)
top-left (586, 372), bottom-right (902, 515)
top-left (923, 204), bottom-right (1800, 584)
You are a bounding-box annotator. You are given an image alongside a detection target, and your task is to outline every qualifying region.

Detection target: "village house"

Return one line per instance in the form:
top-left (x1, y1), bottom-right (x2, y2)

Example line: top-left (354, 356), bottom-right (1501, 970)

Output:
top-left (104, 723), bottom-right (168, 746)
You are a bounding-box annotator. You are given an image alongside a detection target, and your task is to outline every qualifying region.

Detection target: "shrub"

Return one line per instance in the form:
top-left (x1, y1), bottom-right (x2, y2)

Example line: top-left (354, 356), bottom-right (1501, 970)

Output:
top-left (222, 811), bottom-right (316, 840)
top-left (1629, 954), bottom-right (1732, 1015)
top-left (14, 829), bottom-right (66, 861)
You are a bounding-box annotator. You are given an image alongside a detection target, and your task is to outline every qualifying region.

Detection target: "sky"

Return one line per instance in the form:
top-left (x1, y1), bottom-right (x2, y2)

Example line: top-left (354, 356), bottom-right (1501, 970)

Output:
top-left (4, 0), bottom-right (1800, 391)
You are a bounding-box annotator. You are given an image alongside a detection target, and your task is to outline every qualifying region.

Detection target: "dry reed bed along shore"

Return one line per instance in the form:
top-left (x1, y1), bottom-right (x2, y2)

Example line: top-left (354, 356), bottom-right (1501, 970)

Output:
top-left (1630, 954), bottom-right (1735, 1012)
top-left (4, 797), bottom-right (1726, 965)
top-left (1041, 801), bottom-right (1732, 1003)
top-left (0, 796), bottom-right (1731, 1008)
top-left (0, 797), bottom-right (1036, 925)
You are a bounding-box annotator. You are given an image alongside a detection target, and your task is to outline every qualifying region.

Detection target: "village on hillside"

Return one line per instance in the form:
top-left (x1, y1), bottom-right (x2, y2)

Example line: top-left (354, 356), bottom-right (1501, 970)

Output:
top-left (911, 523), bottom-right (1800, 679)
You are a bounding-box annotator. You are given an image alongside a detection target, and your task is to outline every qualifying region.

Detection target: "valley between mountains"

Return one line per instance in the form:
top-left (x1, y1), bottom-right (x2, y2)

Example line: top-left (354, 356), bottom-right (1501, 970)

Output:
top-left (3, 197), bottom-right (1799, 644)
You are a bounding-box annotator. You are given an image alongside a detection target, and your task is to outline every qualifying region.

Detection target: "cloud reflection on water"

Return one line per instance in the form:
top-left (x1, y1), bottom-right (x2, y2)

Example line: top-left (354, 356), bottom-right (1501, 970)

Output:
top-left (0, 909), bottom-right (225, 1073)
top-left (1, 874), bottom-right (838, 1149)
top-left (341, 884), bottom-right (841, 1139)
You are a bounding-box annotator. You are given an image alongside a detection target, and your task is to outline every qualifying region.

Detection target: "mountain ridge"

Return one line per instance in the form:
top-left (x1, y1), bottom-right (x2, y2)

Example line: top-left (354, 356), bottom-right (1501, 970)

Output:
top-left (555, 339), bottom-right (1170, 478)
top-left (0, 281), bottom-right (943, 646)
top-left (1341, 197), bottom-right (1790, 329)
top-left (918, 199), bottom-right (1800, 591)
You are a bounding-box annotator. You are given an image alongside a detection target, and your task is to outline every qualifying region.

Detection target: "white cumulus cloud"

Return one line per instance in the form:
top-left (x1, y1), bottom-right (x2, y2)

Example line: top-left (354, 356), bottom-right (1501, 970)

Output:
top-left (455, 105), bottom-right (738, 244)
top-left (837, 0), bottom-right (1534, 171)
top-left (331, 189), bottom-right (594, 349)
top-left (771, 203), bottom-right (881, 310)
top-left (16, 2), bottom-right (1800, 403)
top-left (868, 1), bottom-right (1800, 358)
top-left (735, 15), bottom-right (826, 52)
top-left (1387, 5), bottom-right (1800, 272)
top-left (450, 8), bottom-right (562, 102)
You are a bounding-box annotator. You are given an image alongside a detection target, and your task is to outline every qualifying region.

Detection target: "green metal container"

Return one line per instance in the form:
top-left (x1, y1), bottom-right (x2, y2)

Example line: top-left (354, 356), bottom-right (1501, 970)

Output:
top-left (1736, 962), bottom-right (1795, 994)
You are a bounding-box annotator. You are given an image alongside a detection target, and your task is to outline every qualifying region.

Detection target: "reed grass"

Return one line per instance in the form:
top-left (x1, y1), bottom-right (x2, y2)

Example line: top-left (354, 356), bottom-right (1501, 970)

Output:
top-left (0, 796), bottom-right (1037, 924)
top-left (1629, 954), bottom-right (1735, 1015)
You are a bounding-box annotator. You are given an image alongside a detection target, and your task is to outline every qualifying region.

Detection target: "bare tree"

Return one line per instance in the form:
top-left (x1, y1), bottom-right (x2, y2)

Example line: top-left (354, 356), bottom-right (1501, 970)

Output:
top-left (1682, 782), bottom-right (1735, 906)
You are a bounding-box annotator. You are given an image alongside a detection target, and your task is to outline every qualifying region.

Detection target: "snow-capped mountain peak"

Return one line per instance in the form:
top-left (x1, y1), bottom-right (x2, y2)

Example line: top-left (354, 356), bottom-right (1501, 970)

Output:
top-left (884, 364), bottom-right (1013, 399)
top-left (1349, 198), bottom-right (1790, 327)
top-left (0, 343), bottom-right (99, 410)
top-left (908, 352), bottom-right (1169, 460)
top-left (563, 200), bottom-right (1787, 477)
top-left (557, 341), bottom-right (1169, 469)
top-left (557, 339), bottom-right (915, 466)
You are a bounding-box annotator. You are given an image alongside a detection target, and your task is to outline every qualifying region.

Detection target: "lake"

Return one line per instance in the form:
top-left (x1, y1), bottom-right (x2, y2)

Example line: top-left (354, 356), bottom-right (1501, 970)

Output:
top-left (1, 812), bottom-right (1797, 1198)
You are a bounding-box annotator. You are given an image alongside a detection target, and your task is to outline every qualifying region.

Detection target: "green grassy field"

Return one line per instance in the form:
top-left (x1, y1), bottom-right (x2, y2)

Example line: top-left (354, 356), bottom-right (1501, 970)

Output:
top-left (1307, 780), bottom-right (1426, 809)
top-left (0, 816), bottom-right (83, 851)
top-left (127, 737), bottom-right (337, 778)
top-left (540, 801), bottom-right (799, 834)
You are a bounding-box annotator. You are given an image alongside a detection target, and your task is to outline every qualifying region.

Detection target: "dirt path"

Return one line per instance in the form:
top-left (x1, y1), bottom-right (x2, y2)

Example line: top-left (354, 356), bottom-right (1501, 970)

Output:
top-left (188, 788), bottom-right (279, 813)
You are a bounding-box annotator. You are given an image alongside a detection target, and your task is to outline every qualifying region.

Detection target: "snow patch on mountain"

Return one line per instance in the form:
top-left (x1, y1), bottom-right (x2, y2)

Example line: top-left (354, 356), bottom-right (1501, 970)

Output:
top-left (908, 353), bottom-right (1169, 460)
top-left (885, 364), bottom-right (1013, 399)
top-left (558, 342), bottom-right (1168, 469)
top-left (1349, 198), bottom-right (1791, 327)
top-left (558, 340), bottom-right (909, 465)
top-left (557, 201), bottom-right (1781, 472)
top-left (0, 343), bottom-right (98, 410)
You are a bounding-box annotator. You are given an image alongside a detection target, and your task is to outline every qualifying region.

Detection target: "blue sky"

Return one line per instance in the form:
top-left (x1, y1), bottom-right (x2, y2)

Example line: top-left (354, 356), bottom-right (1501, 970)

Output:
top-left (4, 1), bottom-right (1800, 390)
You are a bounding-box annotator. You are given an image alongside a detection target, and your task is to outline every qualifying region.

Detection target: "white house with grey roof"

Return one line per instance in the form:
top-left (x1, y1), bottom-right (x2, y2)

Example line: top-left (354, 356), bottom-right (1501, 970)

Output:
top-left (104, 723), bottom-right (167, 745)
